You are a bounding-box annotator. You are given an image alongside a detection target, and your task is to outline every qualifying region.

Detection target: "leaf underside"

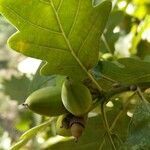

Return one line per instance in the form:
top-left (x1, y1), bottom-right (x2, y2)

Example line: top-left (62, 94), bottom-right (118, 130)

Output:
top-left (97, 58), bottom-right (150, 85)
top-left (0, 0), bottom-right (112, 80)
top-left (121, 101), bottom-right (150, 150)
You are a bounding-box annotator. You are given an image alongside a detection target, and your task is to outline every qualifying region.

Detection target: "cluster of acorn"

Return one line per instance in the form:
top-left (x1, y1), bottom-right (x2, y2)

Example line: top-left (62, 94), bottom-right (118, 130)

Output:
top-left (23, 78), bottom-right (93, 140)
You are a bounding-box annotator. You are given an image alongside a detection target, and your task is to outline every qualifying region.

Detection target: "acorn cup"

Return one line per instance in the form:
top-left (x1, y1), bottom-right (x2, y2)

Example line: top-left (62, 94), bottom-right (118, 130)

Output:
top-left (69, 115), bottom-right (87, 142)
top-left (56, 113), bottom-right (88, 141)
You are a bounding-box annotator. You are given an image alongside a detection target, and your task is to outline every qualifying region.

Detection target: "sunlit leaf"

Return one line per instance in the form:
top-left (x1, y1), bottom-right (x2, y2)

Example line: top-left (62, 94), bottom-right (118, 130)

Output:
top-left (0, 0), bottom-right (112, 80)
top-left (130, 15), bottom-right (150, 54)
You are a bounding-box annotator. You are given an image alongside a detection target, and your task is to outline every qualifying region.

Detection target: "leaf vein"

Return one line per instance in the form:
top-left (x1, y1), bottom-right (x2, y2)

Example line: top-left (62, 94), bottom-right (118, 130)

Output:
top-left (57, 0), bottom-right (64, 12)
top-left (24, 42), bottom-right (68, 52)
top-left (2, 5), bottom-right (61, 35)
top-left (49, 0), bottom-right (75, 51)
top-left (67, 0), bottom-right (81, 37)
top-left (77, 12), bottom-right (100, 56)
top-left (49, 0), bottom-right (103, 91)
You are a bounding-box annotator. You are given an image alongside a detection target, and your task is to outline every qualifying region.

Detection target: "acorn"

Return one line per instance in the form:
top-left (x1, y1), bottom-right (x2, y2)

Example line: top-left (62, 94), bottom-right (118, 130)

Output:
top-left (55, 113), bottom-right (87, 140)
top-left (69, 116), bottom-right (87, 141)
top-left (70, 123), bottom-right (84, 142)
top-left (61, 79), bottom-right (92, 116)
top-left (24, 86), bottom-right (67, 116)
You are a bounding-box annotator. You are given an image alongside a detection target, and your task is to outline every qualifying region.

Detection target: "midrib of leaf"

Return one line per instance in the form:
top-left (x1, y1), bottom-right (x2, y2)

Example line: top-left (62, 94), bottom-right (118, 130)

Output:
top-left (49, 0), bottom-right (103, 92)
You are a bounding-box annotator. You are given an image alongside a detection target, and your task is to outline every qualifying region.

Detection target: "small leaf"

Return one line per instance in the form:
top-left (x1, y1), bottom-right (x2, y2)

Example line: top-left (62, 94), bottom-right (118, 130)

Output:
top-left (100, 10), bottom-right (124, 54)
top-left (27, 61), bottom-right (66, 95)
top-left (11, 119), bottom-right (53, 150)
top-left (2, 75), bottom-right (31, 102)
top-left (27, 61), bottom-right (56, 94)
top-left (95, 58), bottom-right (150, 85)
top-left (20, 119), bottom-right (52, 140)
top-left (107, 97), bottom-right (131, 141)
top-left (10, 139), bottom-right (29, 150)
top-left (120, 100), bottom-right (150, 150)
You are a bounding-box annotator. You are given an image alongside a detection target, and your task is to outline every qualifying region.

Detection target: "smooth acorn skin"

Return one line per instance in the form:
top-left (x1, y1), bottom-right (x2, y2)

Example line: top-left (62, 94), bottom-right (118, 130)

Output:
top-left (56, 115), bottom-right (72, 137)
top-left (24, 86), bottom-right (67, 116)
top-left (71, 123), bottom-right (84, 141)
top-left (61, 79), bottom-right (92, 116)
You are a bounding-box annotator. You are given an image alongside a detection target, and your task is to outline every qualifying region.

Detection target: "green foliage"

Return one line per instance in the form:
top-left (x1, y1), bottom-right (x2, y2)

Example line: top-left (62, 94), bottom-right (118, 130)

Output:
top-left (27, 61), bottom-right (56, 94)
top-left (2, 75), bottom-right (31, 102)
top-left (96, 58), bottom-right (150, 85)
top-left (130, 16), bottom-right (150, 55)
top-left (0, 0), bottom-right (112, 80)
top-left (42, 116), bottom-right (105, 150)
top-left (137, 40), bottom-right (150, 59)
top-left (11, 119), bottom-right (53, 150)
top-left (0, 0), bottom-right (150, 150)
top-left (120, 100), bottom-right (150, 150)
top-left (99, 10), bottom-right (124, 54)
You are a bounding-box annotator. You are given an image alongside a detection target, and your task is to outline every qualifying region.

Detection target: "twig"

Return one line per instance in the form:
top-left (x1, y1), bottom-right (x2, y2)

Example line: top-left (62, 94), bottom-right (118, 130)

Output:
top-left (99, 92), bottom-right (136, 149)
top-left (136, 86), bottom-right (148, 103)
top-left (100, 102), bottom-right (117, 150)
top-left (110, 92), bottom-right (136, 130)
top-left (101, 34), bottom-right (113, 54)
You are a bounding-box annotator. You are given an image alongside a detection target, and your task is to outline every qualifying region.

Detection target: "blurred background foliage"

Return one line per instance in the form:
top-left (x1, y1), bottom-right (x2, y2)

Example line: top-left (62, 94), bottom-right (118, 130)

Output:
top-left (0, 0), bottom-right (150, 149)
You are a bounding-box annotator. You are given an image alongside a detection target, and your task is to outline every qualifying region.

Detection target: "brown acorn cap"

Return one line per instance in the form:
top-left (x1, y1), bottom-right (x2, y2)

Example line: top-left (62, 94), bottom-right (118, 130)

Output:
top-left (69, 116), bottom-right (87, 128)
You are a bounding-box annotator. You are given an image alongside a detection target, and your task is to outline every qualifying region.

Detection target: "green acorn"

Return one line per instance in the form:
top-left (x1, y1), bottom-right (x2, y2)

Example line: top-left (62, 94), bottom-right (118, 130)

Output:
top-left (61, 79), bottom-right (92, 116)
top-left (24, 86), bottom-right (67, 116)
